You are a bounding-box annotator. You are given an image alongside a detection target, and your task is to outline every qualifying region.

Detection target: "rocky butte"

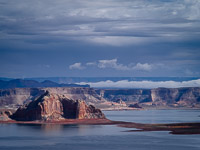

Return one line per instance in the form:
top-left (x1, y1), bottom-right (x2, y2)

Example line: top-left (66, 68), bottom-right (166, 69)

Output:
top-left (8, 90), bottom-right (105, 122)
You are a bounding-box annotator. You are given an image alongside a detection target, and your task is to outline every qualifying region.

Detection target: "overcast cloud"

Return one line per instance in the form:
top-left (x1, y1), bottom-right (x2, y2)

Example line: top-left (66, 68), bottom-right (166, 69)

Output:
top-left (0, 0), bottom-right (200, 78)
top-left (0, 0), bottom-right (200, 46)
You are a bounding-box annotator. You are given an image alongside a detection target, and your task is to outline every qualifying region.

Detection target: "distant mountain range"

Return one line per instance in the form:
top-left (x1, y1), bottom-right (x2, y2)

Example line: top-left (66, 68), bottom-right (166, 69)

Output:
top-left (0, 79), bottom-right (89, 89)
top-left (0, 77), bottom-right (199, 84)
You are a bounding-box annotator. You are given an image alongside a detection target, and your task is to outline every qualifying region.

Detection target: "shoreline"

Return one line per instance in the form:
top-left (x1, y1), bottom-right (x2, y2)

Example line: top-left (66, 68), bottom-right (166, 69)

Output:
top-left (0, 118), bottom-right (114, 125)
top-left (1, 118), bottom-right (200, 135)
top-left (101, 107), bottom-right (200, 111)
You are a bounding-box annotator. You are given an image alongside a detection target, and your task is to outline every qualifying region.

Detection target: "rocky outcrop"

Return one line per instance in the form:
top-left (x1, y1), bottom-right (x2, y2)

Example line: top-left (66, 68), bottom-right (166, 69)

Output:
top-left (11, 91), bottom-right (105, 121)
top-left (129, 103), bottom-right (142, 109)
top-left (0, 110), bottom-right (12, 121)
top-left (113, 99), bottom-right (127, 107)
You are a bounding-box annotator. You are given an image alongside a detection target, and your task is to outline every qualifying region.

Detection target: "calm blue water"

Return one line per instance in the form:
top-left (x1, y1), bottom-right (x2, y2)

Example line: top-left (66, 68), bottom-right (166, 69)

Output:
top-left (0, 110), bottom-right (200, 150)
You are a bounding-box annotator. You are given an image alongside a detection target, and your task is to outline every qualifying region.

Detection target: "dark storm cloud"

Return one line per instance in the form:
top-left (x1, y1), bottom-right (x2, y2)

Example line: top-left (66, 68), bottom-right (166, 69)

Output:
top-left (0, 0), bottom-right (200, 45)
top-left (0, 0), bottom-right (200, 77)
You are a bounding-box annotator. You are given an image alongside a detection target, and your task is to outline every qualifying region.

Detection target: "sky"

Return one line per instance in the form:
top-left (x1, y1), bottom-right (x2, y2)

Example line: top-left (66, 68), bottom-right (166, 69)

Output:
top-left (0, 0), bottom-right (200, 78)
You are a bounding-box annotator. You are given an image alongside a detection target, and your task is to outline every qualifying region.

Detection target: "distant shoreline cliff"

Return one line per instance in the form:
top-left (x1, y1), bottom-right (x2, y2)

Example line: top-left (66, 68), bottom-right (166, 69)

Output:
top-left (0, 86), bottom-right (200, 110)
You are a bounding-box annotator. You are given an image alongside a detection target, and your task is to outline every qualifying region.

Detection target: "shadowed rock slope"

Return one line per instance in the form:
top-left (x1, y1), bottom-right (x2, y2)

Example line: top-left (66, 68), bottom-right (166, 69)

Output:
top-left (11, 91), bottom-right (105, 121)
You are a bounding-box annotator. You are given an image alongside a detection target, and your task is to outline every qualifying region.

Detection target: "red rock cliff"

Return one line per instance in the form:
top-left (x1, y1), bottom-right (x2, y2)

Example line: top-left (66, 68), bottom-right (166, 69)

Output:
top-left (11, 91), bottom-right (105, 121)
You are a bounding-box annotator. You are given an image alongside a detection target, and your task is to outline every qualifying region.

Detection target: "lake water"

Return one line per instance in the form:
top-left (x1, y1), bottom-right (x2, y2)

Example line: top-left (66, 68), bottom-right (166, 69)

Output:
top-left (0, 109), bottom-right (200, 150)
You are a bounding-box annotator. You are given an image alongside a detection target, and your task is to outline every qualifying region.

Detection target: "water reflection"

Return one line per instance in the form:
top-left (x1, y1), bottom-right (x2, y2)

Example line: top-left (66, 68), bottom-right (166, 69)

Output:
top-left (41, 124), bottom-right (63, 133)
top-left (14, 123), bottom-right (106, 137)
top-left (16, 123), bottom-right (78, 133)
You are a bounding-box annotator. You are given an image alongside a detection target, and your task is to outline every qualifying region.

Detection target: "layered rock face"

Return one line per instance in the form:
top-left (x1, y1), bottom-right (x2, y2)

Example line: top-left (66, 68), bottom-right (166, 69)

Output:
top-left (151, 88), bottom-right (200, 106)
top-left (0, 87), bottom-right (104, 108)
top-left (1, 87), bottom-right (200, 110)
top-left (96, 87), bottom-right (200, 108)
top-left (96, 89), bottom-right (152, 103)
top-left (11, 91), bottom-right (105, 121)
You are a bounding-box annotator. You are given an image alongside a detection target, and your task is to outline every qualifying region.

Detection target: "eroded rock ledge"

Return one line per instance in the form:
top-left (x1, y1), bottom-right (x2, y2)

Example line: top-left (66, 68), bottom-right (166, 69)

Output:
top-left (10, 91), bottom-right (105, 121)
